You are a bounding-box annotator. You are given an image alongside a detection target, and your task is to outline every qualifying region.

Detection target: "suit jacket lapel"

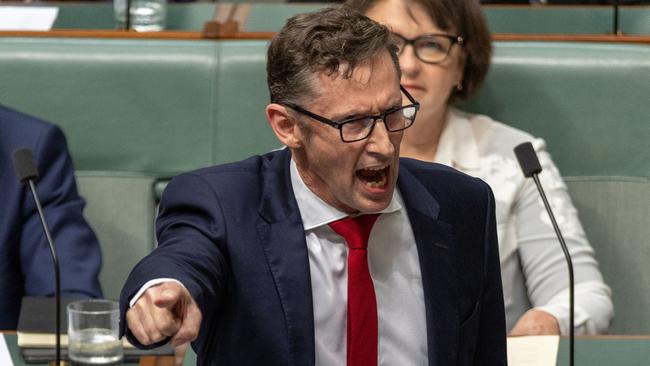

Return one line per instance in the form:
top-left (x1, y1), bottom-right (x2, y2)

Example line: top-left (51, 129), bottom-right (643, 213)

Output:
top-left (398, 166), bottom-right (459, 366)
top-left (256, 149), bottom-right (315, 366)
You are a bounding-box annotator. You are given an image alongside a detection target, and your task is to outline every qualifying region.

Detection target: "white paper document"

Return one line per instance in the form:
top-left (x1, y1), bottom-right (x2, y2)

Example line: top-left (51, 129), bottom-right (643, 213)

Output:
top-left (0, 334), bottom-right (15, 366)
top-left (507, 335), bottom-right (560, 366)
top-left (0, 6), bottom-right (59, 31)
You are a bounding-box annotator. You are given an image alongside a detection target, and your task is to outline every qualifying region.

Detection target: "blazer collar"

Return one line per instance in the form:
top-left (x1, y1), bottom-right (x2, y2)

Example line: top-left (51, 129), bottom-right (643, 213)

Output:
top-left (398, 165), bottom-right (460, 366)
top-left (257, 149), bottom-right (298, 224)
top-left (436, 108), bottom-right (480, 172)
top-left (256, 149), bottom-right (316, 365)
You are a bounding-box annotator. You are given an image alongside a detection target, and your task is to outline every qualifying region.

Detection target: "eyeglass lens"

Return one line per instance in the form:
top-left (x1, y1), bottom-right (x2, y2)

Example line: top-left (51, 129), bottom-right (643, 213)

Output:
top-left (393, 34), bottom-right (455, 64)
top-left (341, 106), bottom-right (417, 142)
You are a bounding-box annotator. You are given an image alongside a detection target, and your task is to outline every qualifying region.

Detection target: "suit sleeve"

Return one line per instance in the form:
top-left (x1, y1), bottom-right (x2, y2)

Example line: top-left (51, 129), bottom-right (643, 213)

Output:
top-left (19, 124), bottom-right (103, 299)
top-left (119, 172), bottom-right (230, 348)
top-left (474, 183), bottom-right (508, 365)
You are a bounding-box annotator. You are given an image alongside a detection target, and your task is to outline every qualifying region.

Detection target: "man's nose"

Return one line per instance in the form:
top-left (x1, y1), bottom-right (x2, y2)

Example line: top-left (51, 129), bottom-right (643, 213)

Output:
top-left (366, 119), bottom-right (396, 155)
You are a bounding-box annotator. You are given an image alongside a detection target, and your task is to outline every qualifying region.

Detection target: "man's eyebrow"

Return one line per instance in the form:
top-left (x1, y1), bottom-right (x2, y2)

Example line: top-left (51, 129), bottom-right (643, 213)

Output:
top-left (337, 101), bottom-right (403, 122)
top-left (328, 107), bottom-right (369, 122)
top-left (337, 111), bottom-right (368, 122)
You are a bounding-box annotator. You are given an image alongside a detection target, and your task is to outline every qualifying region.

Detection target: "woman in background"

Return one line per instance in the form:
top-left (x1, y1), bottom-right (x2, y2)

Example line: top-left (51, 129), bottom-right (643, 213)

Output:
top-left (346, 0), bottom-right (613, 335)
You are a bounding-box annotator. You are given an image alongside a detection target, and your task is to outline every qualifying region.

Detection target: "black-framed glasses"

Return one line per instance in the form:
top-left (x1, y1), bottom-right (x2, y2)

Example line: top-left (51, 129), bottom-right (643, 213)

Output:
top-left (282, 85), bottom-right (420, 143)
top-left (392, 32), bottom-right (464, 64)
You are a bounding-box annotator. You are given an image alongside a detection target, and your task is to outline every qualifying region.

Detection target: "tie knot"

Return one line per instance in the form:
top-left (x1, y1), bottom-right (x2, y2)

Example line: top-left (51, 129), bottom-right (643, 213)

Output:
top-left (329, 214), bottom-right (380, 249)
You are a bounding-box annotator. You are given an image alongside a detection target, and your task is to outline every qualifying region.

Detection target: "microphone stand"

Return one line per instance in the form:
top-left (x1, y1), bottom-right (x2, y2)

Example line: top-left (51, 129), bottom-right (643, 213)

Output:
top-left (514, 142), bottom-right (574, 366)
top-left (13, 149), bottom-right (62, 366)
top-left (27, 180), bottom-right (62, 366)
top-left (530, 174), bottom-right (574, 366)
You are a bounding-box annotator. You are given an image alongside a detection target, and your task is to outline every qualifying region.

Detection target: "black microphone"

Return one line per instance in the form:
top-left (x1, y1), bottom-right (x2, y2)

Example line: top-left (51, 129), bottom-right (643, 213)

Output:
top-left (12, 148), bottom-right (63, 366)
top-left (514, 142), bottom-right (574, 366)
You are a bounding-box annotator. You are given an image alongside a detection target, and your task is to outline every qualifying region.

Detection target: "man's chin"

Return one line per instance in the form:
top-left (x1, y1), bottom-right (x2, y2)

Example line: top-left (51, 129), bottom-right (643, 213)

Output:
top-left (355, 191), bottom-right (394, 214)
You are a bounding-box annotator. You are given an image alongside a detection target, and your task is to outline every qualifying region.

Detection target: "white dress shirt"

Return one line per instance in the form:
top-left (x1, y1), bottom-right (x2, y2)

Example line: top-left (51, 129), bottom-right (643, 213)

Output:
top-left (435, 107), bottom-right (613, 334)
top-left (290, 160), bottom-right (427, 366)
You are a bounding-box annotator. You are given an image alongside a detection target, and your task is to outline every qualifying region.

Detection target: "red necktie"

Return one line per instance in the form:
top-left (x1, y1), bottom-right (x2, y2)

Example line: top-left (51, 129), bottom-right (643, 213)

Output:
top-left (329, 214), bottom-right (380, 366)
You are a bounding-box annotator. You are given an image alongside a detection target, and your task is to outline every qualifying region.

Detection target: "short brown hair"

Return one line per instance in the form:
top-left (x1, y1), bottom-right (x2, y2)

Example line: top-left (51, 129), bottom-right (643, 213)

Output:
top-left (346, 0), bottom-right (492, 101)
top-left (267, 5), bottom-right (400, 104)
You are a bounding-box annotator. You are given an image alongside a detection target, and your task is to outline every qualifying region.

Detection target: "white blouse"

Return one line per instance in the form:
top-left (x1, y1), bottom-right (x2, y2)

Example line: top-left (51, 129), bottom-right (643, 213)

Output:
top-left (434, 107), bottom-right (613, 334)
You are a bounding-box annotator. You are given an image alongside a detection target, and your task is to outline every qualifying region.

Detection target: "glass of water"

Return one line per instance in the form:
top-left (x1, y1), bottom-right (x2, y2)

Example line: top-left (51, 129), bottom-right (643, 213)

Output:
top-left (67, 300), bottom-right (123, 366)
top-left (113, 0), bottom-right (166, 31)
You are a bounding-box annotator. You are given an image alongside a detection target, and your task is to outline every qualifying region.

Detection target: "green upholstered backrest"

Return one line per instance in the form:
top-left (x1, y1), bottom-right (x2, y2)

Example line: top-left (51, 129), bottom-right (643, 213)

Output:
top-left (619, 6), bottom-right (650, 35)
top-left (212, 40), bottom-right (281, 164)
top-left (566, 178), bottom-right (650, 334)
top-left (48, 3), bottom-right (321, 31)
top-left (52, 3), bottom-right (115, 29)
top-left (76, 173), bottom-right (156, 301)
top-left (242, 3), bottom-right (326, 32)
top-left (46, 3), bottom-right (622, 34)
top-left (211, 4), bottom-right (617, 34)
top-left (462, 42), bottom-right (650, 178)
top-left (0, 38), bottom-right (279, 175)
top-left (53, 3), bottom-right (226, 31)
top-left (483, 6), bottom-right (614, 35)
top-left (0, 38), bottom-right (218, 175)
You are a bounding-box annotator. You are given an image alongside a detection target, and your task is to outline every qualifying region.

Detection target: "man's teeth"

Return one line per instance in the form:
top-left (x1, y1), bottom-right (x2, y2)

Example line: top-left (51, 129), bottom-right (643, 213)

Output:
top-left (366, 175), bottom-right (387, 188)
top-left (359, 166), bottom-right (388, 188)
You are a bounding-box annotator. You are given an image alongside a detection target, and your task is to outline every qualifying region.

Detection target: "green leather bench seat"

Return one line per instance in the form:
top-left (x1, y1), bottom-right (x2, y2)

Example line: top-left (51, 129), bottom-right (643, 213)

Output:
top-left (566, 177), bottom-right (650, 334)
top-left (483, 6), bottom-right (614, 35)
top-left (40, 3), bottom-right (624, 35)
top-left (0, 38), bottom-right (278, 175)
top-left (619, 6), bottom-right (650, 35)
top-left (0, 38), bottom-right (215, 174)
top-left (52, 3), bottom-right (223, 31)
top-left (48, 3), bottom-right (315, 31)
top-left (208, 4), bottom-right (617, 34)
top-left (240, 3), bottom-right (326, 32)
top-left (76, 173), bottom-right (156, 301)
top-left (462, 42), bottom-right (650, 178)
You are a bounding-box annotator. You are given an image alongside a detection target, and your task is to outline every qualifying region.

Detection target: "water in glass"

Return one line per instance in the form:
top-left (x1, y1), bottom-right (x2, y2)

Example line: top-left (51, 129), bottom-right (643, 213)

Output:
top-left (69, 328), bottom-right (123, 366)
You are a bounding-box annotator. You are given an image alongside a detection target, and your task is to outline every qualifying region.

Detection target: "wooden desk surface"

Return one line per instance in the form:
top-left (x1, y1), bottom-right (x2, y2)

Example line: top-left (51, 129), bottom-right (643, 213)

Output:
top-left (0, 29), bottom-right (649, 44)
top-left (7, 332), bottom-right (650, 365)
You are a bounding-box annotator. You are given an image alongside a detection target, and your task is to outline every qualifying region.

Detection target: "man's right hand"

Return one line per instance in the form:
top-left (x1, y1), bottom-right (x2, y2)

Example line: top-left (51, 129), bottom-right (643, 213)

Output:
top-left (126, 281), bottom-right (202, 347)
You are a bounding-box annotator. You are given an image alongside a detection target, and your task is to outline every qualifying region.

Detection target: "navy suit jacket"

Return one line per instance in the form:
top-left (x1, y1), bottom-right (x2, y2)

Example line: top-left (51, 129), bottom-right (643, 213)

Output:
top-left (0, 105), bottom-right (103, 329)
top-left (121, 149), bottom-right (506, 365)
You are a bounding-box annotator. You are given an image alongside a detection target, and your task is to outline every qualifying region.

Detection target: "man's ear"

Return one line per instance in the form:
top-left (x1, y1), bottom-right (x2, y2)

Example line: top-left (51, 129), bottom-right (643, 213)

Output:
top-left (266, 103), bottom-right (303, 148)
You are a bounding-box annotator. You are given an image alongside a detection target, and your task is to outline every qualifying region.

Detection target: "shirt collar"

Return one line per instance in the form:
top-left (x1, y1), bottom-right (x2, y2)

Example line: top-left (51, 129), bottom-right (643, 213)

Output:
top-left (290, 158), bottom-right (403, 230)
top-left (435, 107), bottom-right (480, 171)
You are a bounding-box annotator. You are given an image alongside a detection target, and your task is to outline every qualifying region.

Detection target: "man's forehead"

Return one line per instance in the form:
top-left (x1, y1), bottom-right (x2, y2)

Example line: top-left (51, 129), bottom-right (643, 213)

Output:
top-left (316, 52), bottom-right (397, 87)
top-left (316, 59), bottom-right (398, 99)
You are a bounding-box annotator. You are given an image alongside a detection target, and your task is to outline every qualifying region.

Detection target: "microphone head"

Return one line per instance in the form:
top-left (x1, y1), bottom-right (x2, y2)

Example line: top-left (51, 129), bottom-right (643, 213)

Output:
top-left (514, 142), bottom-right (542, 178)
top-left (12, 148), bottom-right (39, 182)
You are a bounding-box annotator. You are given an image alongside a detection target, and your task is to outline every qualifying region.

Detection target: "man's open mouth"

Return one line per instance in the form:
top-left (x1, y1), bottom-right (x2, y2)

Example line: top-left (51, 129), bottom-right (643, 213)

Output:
top-left (356, 166), bottom-right (389, 189)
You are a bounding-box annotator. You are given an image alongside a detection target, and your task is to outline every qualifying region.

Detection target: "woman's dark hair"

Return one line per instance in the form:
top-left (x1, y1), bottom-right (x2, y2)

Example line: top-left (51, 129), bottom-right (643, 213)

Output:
top-left (267, 5), bottom-right (400, 104)
top-left (346, 0), bottom-right (492, 101)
